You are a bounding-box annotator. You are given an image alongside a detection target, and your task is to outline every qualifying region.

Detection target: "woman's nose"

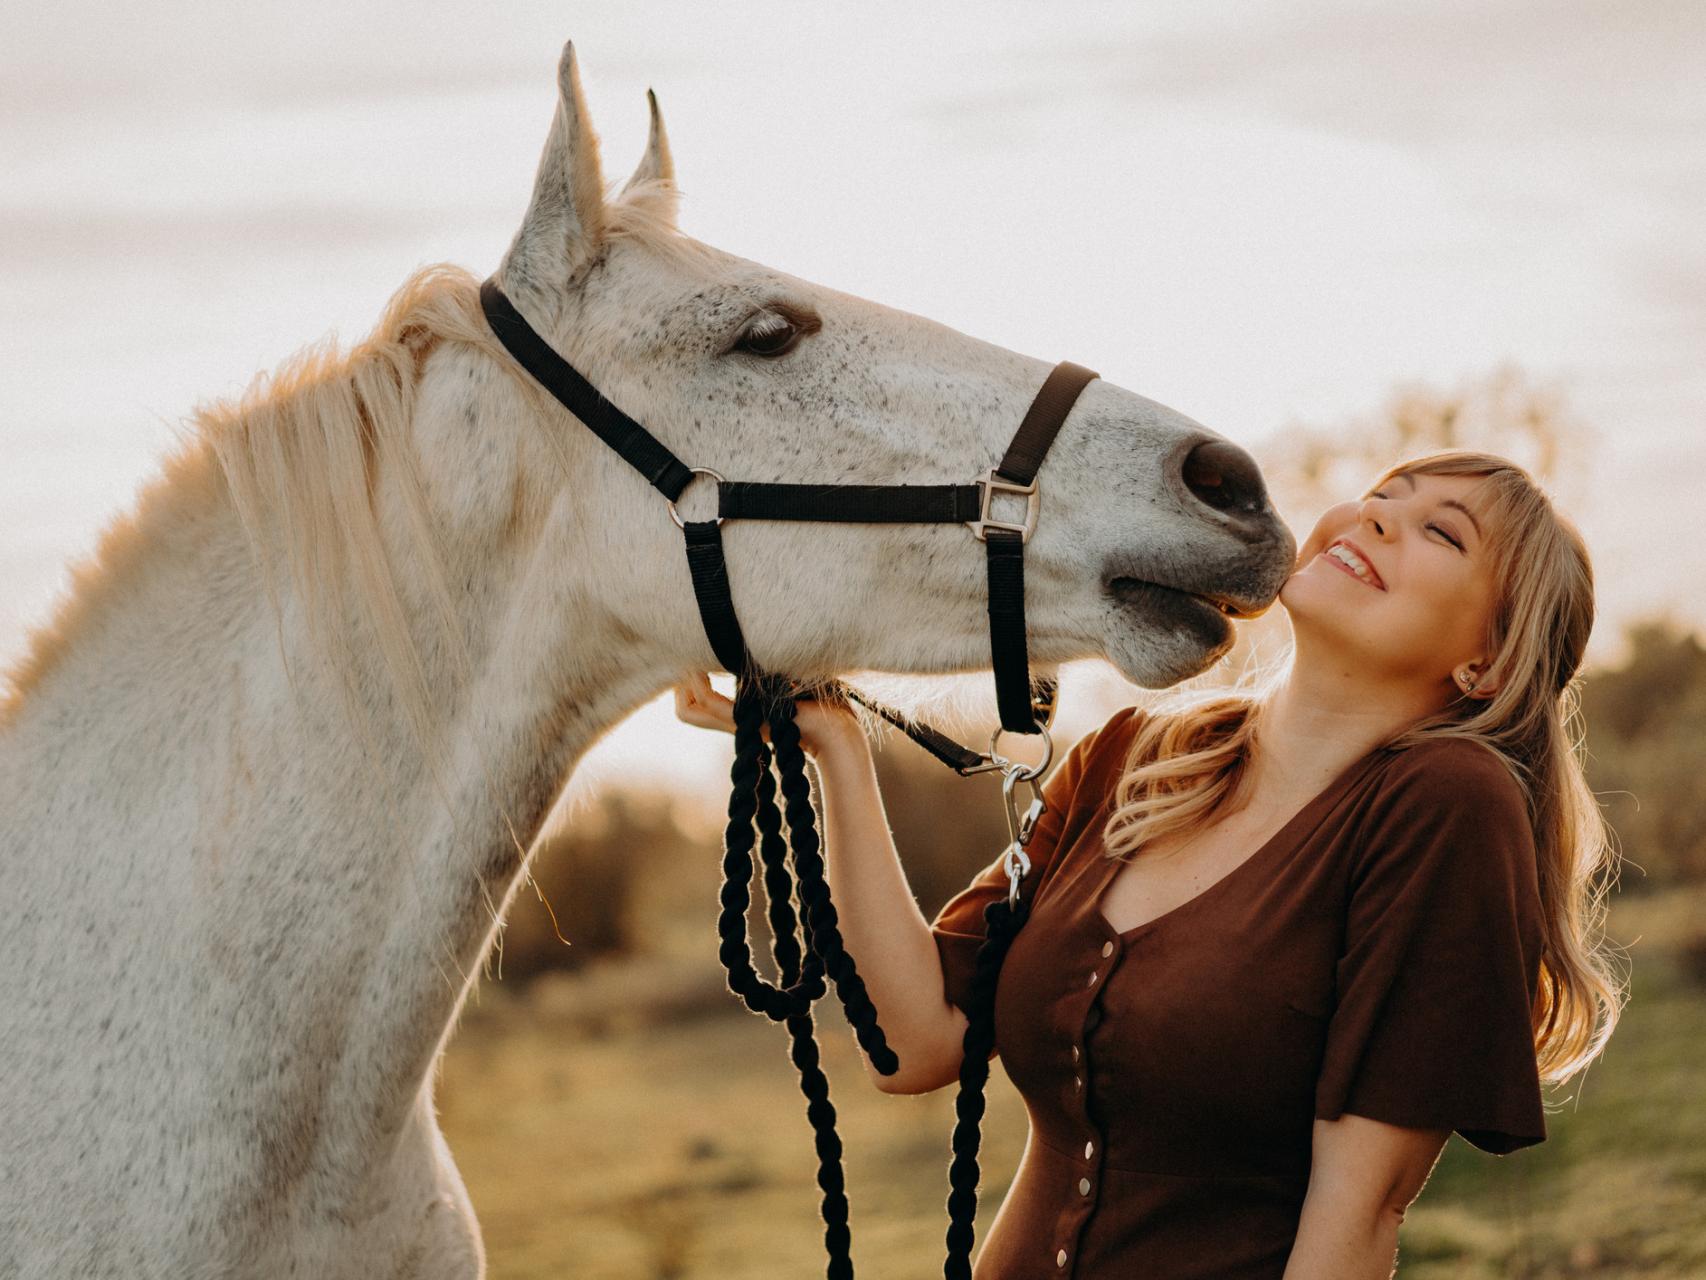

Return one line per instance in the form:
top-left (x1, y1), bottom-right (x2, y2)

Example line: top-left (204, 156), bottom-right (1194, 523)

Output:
top-left (1357, 496), bottom-right (1391, 537)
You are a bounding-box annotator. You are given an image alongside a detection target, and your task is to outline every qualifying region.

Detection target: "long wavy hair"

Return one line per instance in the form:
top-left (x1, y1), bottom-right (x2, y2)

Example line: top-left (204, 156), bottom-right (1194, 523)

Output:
top-left (1100, 449), bottom-right (1624, 1090)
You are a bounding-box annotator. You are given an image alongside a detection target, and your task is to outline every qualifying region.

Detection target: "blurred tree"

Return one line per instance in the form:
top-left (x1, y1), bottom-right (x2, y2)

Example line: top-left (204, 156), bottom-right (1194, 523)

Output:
top-left (1257, 361), bottom-right (1591, 522)
top-left (1214, 363), bottom-right (1597, 686)
top-left (496, 786), bottom-right (705, 982)
top-left (1578, 616), bottom-right (1706, 888)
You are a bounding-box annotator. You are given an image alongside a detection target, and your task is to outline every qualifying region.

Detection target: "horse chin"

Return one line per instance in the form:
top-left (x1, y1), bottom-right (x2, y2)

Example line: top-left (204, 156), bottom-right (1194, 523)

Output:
top-left (1100, 579), bottom-right (1236, 688)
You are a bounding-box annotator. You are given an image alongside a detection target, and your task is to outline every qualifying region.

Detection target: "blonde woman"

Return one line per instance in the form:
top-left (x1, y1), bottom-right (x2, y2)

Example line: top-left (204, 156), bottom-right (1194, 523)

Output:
top-left (674, 449), bottom-right (1622, 1278)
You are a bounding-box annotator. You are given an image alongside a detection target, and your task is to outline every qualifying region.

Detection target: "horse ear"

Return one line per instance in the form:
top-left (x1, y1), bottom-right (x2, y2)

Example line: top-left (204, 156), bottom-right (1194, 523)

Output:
top-left (617, 88), bottom-right (678, 222)
top-left (497, 40), bottom-right (607, 302)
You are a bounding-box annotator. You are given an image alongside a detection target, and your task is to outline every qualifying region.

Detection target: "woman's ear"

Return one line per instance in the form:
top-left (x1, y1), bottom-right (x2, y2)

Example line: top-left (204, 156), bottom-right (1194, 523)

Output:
top-left (1453, 661), bottom-right (1499, 699)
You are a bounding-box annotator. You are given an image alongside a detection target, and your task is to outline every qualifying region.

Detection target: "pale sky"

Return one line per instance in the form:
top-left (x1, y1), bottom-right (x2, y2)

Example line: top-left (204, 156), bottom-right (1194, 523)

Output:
top-left (3, 1), bottom-right (1699, 794)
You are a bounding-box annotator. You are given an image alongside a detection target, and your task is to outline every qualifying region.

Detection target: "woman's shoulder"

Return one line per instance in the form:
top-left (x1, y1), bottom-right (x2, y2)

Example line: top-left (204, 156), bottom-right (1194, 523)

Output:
top-left (1034, 703), bottom-right (1151, 819)
top-left (1354, 734), bottom-right (1538, 881)
top-left (1072, 703), bottom-right (1151, 777)
top-left (1092, 702), bottom-right (1150, 749)
top-left (1375, 733), bottom-right (1528, 814)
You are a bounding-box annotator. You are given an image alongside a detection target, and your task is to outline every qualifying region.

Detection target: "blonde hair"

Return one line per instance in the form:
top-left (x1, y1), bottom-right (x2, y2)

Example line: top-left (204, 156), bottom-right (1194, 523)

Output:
top-left (1101, 450), bottom-right (1624, 1090)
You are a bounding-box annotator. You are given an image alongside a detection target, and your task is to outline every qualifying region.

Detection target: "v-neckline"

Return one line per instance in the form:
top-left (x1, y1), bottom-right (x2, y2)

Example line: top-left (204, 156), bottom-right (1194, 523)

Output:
top-left (1093, 743), bottom-right (1391, 941)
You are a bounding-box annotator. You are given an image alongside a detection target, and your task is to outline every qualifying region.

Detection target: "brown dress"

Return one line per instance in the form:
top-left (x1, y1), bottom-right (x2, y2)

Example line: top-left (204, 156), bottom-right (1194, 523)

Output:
top-left (930, 705), bottom-right (1547, 1279)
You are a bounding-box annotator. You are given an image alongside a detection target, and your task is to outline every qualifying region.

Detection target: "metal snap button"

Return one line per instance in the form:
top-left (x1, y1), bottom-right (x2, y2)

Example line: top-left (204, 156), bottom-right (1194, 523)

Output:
top-left (1084, 1140), bottom-right (1094, 1159)
top-left (1079, 1177), bottom-right (1091, 1195)
top-left (1071, 1045), bottom-right (1080, 1062)
top-left (1056, 1248), bottom-right (1068, 1268)
top-left (1101, 940), bottom-right (1114, 958)
top-left (1087, 971), bottom-right (1098, 986)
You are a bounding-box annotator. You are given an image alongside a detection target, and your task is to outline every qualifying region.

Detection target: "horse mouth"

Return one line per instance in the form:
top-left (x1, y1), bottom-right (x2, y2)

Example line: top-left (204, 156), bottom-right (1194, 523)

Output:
top-left (1105, 580), bottom-right (1269, 655)
top-left (1106, 576), bottom-right (1267, 621)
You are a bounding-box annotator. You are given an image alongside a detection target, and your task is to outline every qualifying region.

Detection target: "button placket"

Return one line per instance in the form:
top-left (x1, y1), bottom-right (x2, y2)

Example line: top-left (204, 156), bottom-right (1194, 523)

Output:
top-left (1058, 929), bottom-right (1117, 1275)
top-left (1051, 924), bottom-right (1125, 1279)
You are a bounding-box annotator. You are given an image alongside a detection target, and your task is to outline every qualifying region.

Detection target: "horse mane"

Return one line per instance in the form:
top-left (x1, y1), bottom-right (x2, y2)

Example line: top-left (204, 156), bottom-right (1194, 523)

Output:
top-left (0, 264), bottom-right (502, 748)
top-left (1, 201), bottom-right (721, 745)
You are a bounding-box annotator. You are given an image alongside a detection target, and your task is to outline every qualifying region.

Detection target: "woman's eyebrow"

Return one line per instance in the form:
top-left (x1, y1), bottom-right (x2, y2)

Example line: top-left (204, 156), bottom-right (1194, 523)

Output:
top-left (1440, 499), bottom-right (1483, 540)
top-left (1397, 472), bottom-right (1483, 540)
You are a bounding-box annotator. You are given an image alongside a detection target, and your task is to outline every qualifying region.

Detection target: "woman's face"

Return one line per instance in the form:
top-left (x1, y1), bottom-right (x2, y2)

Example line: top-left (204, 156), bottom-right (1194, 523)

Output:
top-left (1279, 470), bottom-right (1503, 702)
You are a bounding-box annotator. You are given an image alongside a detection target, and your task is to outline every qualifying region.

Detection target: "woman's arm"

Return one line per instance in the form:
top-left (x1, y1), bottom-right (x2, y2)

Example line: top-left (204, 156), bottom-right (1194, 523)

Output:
top-left (811, 729), bottom-right (971, 1094)
top-left (1283, 1114), bottom-right (1450, 1279)
top-left (672, 675), bottom-right (968, 1094)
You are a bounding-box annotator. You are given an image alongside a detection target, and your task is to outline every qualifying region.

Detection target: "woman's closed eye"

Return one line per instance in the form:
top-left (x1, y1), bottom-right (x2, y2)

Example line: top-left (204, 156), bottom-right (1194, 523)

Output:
top-left (1368, 491), bottom-right (1466, 553)
top-left (1428, 523), bottom-right (1464, 551)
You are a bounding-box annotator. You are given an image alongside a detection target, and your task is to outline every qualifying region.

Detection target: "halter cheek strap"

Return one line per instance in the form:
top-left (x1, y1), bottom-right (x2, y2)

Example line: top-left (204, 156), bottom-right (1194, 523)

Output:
top-left (478, 277), bottom-right (1097, 756)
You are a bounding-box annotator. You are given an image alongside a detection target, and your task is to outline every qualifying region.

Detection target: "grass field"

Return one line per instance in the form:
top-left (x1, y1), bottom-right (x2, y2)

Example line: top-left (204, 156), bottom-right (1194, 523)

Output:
top-left (439, 884), bottom-right (1706, 1278)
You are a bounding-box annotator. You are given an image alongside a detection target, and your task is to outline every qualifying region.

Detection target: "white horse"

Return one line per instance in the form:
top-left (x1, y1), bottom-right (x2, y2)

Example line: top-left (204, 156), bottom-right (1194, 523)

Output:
top-left (0, 40), bottom-right (1295, 1279)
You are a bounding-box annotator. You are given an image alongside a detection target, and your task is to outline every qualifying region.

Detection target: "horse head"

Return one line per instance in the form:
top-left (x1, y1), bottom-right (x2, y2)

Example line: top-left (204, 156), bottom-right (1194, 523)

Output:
top-left (471, 41), bottom-right (1295, 701)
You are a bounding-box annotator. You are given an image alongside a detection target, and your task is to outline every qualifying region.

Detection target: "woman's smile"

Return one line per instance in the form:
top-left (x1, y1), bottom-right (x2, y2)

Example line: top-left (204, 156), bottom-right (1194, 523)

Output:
top-left (1320, 539), bottom-right (1387, 590)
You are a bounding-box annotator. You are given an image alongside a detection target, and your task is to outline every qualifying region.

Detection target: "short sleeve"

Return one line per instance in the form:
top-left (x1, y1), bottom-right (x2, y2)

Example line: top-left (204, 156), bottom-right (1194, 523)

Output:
top-left (1315, 742), bottom-right (1548, 1154)
top-left (928, 705), bottom-right (1143, 1016)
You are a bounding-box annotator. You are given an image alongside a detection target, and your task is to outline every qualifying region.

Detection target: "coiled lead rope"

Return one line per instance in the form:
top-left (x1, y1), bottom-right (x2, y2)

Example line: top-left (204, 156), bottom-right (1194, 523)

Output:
top-left (716, 674), bottom-right (897, 1278)
top-left (715, 670), bottom-right (1049, 1278)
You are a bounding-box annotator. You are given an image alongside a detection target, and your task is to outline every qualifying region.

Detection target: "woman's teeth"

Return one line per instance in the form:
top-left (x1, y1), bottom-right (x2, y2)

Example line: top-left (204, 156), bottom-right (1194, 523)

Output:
top-left (1326, 542), bottom-right (1382, 588)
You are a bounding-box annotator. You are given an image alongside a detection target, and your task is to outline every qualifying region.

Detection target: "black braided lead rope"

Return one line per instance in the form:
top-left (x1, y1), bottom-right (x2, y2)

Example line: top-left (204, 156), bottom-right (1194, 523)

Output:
top-left (715, 679), bottom-right (822, 1019)
top-left (764, 699), bottom-right (898, 1074)
top-left (753, 742), bottom-right (853, 1276)
top-left (944, 895), bottom-right (1031, 1280)
top-left (715, 673), bottom-right (898, 1277)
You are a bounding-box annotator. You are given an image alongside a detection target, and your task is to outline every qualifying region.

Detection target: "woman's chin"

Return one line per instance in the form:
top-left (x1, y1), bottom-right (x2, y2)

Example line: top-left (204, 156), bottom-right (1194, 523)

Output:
top-left (1274, 572), bottom-right (1350, 638)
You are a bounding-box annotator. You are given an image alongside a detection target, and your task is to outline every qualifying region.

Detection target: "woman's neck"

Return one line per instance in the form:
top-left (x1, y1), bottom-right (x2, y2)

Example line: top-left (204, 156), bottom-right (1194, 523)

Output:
top-left (1246, 642), bottom-right (1446, 801)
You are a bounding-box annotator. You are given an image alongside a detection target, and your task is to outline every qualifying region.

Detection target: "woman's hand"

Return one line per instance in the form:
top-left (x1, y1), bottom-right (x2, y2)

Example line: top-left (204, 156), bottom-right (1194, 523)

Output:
top-left (672, 671), bottom-right (862, 760)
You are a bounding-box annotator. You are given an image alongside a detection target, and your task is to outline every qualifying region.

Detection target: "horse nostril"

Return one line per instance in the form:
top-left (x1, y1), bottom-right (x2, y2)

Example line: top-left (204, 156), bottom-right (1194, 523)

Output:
top-left (1180, 439), bottom-right (1269, 517)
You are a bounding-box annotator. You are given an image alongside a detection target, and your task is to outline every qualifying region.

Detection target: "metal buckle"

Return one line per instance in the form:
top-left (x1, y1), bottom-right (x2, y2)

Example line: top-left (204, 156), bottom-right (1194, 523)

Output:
top-left (667, 467), bottom-right (726, 529)
top-left (966, 469), bottom-right (1039, 543)
top-left (989, 725), bottom-right (1054, 780)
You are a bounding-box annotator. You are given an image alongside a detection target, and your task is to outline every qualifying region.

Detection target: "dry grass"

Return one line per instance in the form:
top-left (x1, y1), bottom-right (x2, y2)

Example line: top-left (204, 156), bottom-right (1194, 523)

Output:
top-left (440, 885), bottom-right (1706, 1279)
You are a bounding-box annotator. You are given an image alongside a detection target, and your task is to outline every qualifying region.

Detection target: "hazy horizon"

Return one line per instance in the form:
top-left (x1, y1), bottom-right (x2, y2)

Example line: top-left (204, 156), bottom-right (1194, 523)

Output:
top-left (4, 1), bottom-right (1697, 791)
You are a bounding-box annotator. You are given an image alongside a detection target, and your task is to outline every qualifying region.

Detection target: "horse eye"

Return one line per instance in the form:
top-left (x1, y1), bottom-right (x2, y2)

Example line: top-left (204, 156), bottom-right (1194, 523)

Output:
top-left (729, 303), bottom-right (822, 359)
top-left (734, 312), bottom-right (802, 358)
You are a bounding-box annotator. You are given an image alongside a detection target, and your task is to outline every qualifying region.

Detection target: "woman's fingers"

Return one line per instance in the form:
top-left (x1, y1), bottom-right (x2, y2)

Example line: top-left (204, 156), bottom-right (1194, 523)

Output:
top-left (673, 672), bottom-right (741, 736)
top-left (673, 672), bottom-right (779, 745)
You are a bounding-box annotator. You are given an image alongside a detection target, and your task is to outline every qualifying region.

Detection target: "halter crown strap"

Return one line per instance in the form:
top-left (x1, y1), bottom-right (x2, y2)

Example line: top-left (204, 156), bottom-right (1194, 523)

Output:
top-left (479, 279), bottom-right (694, 499)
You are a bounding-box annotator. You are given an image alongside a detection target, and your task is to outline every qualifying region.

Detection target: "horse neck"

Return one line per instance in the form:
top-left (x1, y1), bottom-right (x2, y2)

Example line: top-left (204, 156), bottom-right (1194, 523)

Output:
top-left (0, 367), bottom-right (676, 1197)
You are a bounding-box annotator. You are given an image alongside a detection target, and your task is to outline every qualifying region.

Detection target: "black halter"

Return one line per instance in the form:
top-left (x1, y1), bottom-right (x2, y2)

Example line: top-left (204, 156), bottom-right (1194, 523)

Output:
top-left (479, 278), bottom-right (1097, 752)
top-left (479, 277), bottom-right (1098, 1277)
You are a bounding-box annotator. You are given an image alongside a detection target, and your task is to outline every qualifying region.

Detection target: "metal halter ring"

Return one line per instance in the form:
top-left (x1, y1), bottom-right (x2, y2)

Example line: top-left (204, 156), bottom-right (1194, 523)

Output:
top-left (666, 467), bottom-right (727, 529)
top-left (987, 724), bottom-right (1055, 781)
